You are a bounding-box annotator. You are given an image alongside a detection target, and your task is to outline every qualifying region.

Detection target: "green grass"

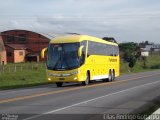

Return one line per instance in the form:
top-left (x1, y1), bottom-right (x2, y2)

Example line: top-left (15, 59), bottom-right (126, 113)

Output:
top-left (0, 69), bottom-right (48, 89)
top-left (120, 54), bottom-right (160, 74)
top-left (0, 62), bottom-right (50, 89)
top-left (0, 55), bottom-right (160, 90)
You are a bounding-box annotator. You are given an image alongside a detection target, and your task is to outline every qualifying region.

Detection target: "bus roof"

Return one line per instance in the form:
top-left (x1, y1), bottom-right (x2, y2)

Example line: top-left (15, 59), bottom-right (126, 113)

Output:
top-left (50, 35), bottom-right (118, 46)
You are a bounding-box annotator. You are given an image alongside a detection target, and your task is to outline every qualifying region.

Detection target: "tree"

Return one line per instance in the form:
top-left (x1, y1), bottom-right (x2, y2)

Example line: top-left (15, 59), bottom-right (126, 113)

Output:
top-left (120, 42), bottom-right (138, 59)
top-left (128, 54), bottom-right (137, 71)
top-left (142, 56), bottom-right (147, 68)
top-left (119, 42), bottom-right (138, 71)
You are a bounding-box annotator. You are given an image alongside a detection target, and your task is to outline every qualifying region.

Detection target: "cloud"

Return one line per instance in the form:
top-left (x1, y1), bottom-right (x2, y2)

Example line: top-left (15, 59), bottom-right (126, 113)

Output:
top-left (0, 0), bottom-right (160, 43)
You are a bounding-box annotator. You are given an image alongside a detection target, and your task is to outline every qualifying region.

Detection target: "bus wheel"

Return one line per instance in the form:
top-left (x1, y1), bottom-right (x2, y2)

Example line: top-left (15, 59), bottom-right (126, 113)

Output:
top-left (107, 71), bottom-right (112, 82)
top-left (112, 70), bottom-right (115, 81)
top-left (82, 73), bottom-right (89, 86)
top-left (56, 82), bottom-right (63, 87)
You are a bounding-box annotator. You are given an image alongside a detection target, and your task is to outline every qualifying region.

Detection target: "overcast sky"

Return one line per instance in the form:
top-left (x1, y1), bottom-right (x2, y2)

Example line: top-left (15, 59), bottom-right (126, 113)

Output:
top-left (0, 0), bottom-right (160, 43)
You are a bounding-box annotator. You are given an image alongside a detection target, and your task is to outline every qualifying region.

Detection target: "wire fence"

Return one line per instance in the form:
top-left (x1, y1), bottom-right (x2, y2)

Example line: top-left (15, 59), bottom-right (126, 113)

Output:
top-left (0, 62), bottom-right (46, 74)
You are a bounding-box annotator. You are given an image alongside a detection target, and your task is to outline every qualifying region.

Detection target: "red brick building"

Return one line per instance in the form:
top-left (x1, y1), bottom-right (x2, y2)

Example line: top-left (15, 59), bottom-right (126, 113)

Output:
top-left (1, 30), bottom-right (52, 63)
top-left (0, 36), bottom-right (7, 65)
top-left (5, 44), bottom-right (28, 63)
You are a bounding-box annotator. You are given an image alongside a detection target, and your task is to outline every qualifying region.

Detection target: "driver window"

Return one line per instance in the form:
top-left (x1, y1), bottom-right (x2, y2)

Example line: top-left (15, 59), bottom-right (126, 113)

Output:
top-left (80, 41), bottom-right (87, 65)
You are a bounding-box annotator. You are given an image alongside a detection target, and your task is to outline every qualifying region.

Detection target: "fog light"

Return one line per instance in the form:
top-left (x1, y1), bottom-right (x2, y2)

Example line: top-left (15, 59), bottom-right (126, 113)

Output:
top-left (74, 77), bottom-right (77, 80)
top-left (48, 78), bottom-right (51, 81)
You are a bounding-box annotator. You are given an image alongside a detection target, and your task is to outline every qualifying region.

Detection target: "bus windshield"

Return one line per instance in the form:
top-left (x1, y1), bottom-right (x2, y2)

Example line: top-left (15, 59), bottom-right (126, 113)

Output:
top-left (47, 43), bottom-right (81, 70)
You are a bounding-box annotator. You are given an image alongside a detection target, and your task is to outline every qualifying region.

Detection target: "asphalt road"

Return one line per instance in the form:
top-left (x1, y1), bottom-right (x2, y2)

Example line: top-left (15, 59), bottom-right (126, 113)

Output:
top-left (0, 70), bottom-right (160, 120)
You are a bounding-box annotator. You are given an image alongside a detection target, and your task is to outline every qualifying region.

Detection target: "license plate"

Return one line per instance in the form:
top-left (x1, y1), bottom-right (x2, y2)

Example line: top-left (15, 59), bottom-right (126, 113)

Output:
top-left (59, 78), bottom-right (65, 80)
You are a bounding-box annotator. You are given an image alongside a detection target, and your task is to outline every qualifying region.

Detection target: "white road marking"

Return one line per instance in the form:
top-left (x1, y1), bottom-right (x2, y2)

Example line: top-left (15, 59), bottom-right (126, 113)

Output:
top-left (23, 80), bottom-right (160, 120)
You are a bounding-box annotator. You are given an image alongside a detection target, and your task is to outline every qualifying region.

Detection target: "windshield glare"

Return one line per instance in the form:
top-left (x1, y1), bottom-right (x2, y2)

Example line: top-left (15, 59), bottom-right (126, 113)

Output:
top-left (47, 43), bottom-right (81, 70)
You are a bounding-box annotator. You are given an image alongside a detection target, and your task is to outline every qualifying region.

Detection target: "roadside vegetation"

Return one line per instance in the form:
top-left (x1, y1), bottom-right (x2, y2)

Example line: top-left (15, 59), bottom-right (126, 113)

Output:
top-left (119, 42), bottom-right (160, 74)
top-left (121, 54), bottom-right (160, 74)
top-left (0, 62), bottom-right (47, 89)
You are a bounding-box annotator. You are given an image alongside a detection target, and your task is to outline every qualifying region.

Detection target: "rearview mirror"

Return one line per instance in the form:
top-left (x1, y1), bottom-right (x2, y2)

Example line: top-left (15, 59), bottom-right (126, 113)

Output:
top-left (41, 47), bottom-right (47, 59)
top-left (78, 46), bottom-right (84, 57)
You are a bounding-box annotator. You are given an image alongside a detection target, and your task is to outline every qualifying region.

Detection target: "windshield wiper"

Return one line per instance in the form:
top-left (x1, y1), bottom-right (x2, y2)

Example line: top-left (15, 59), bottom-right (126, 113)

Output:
top-left (63, 51), bottom-right (71, 69)
top-left (53, 56), bottom-right (61, 70)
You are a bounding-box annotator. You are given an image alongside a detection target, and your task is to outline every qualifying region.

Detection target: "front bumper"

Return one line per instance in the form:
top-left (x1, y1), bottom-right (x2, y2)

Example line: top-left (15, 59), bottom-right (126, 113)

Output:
top-left (47, 70), bottom-right (85, 82)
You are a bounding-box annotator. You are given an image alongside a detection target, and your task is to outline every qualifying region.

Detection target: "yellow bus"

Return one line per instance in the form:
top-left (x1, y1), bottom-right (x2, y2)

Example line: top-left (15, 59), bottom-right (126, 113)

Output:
top-left (41, 35), bottom-right (120, 87)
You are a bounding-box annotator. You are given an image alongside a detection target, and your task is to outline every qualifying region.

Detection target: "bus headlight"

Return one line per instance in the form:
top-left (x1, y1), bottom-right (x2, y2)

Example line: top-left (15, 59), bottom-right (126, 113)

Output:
top-left (70, 70), bottom-right (80, 75)
top-left (48, 78), bottom-right (51, 81)
top-left (74, 77), bottom-right (78, 80)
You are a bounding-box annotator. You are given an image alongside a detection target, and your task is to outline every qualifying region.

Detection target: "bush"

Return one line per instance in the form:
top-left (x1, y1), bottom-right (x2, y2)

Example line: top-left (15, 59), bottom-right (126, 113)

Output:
top-left (150, 64), bottom-right (160, 69)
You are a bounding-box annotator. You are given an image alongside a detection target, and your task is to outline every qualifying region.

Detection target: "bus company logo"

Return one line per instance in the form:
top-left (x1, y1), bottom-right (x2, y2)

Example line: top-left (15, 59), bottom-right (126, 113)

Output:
top-left (109, 58), bottom-right (117, 62)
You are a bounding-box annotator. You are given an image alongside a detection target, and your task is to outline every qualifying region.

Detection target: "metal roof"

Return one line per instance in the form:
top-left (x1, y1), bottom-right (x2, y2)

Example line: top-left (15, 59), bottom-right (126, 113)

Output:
top-left (38, 32), bottom-right (55, 40)
top-left (0, 29), bottom-right (55, 40)
top-left (0, 29), bottom-right (83, 40)
top-left (5, 44), bottom-right (28, 50)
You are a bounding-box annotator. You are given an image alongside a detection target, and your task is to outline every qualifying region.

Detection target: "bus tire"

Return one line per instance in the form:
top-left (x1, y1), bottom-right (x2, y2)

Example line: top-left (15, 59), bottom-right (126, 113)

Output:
top-left (56, 82), bottom-right (63, 87)
top-left (112, 70), bottom-right (115, 81)
top-left (82, 73), bottom-right (89, 86)
top-left (107, 70), bottom-right (112, 82)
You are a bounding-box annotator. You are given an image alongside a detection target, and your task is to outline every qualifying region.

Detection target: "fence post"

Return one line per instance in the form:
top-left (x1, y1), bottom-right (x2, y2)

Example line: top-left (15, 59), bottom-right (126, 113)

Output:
top-left (14, 65), bottom-right (16, 72)
top-left (21, 65), bottom-right (23, 71)
top-left (2, 66), bottom-right (4, 73)
top-left (9, 66), bottom-right (10, 73)
top-left (32, 63), bottom-right (33, 70)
